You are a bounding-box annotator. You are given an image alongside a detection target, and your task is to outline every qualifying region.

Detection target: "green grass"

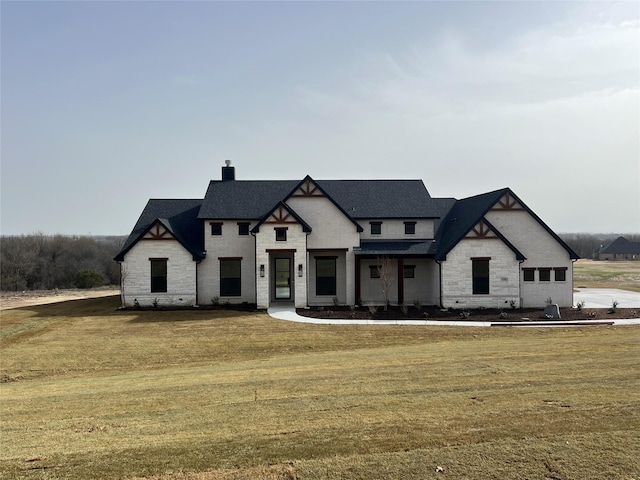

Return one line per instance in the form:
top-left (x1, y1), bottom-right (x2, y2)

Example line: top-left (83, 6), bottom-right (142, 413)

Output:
top-left (1, 296), bottom-right (640, 479)
top-left (574, 259), bottom-right (640, 292)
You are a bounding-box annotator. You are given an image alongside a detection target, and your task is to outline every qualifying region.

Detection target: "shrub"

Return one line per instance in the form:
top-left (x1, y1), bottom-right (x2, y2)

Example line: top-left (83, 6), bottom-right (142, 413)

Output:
top-left (609, 300), bottom-right (619, 314)
top-left (74, 269), bottom-right (104, 289)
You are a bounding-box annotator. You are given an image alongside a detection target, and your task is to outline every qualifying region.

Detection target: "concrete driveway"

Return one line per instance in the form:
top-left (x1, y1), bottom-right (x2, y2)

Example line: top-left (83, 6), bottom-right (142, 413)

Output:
top-left (574, 288), bottom-right (640, 309)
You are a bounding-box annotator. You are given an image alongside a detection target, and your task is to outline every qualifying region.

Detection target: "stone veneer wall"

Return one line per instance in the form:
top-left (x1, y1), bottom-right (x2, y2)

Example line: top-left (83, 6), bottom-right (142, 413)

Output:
top-left (485, 209), bottom-right (574, 307)
top-left (440, 238), bottom-right (520, 309)
top-left (120, 239), bottom-right (197, 307)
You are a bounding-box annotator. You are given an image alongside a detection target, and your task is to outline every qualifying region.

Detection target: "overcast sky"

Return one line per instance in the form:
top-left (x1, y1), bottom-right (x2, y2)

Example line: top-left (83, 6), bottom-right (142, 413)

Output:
top-left (1, 1), bottom-right (638, 236)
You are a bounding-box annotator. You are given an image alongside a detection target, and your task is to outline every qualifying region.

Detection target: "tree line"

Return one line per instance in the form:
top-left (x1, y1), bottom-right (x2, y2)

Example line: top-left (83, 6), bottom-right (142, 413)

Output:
top-left (559, 233), bottom-right (640, 259)
top-left (1, 232), bottom-right (637, 292)
top-left (1, 234), bottom-right (124, 291)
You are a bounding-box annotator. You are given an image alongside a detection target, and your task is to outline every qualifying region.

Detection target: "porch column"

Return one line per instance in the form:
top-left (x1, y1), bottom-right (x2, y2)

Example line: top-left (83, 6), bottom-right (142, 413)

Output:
top-left (355, 255), bottom-right (361, 305)
top-left (397, 258), bottom-right (404, 305)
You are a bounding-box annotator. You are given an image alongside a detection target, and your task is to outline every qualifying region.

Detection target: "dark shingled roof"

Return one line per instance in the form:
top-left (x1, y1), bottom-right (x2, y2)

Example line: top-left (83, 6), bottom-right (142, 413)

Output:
top-left (433, 188), bottom-right (579, 261)
top-left (116, 177), bottom-right (578, 265)
top-left (198, 179), bottom-right (439, 220)
top-left (198, 180), bottom-right (299, 219)
top-left (114, 199), bottom-right (204, 261)
top-left (598, 236), bottom-right (640, 255)
top-left (317, 180), bottom-right (438, 219)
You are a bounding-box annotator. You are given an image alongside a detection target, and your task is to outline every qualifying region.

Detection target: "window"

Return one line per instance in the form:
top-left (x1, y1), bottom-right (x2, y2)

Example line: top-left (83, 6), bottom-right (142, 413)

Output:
top-left (211, 223), bottom-right (222, 235)
top-left (316, 257), bottom-right (336, 296)
top-left (370, 265), bottom-right (381, 278)
top-left (523, 269), bottom-right (535, 282)
top-left (370, 222), bottom-right (382, 235)
top-left (554, 268), bottom-right (567, 282)
top-left (404, 222), bottom-right (416, 235)
top-left (539, 268), bottom-right (551, 282)
top-left (472, 258), bottom-right (490, 294)
top-left (220, 259), bottom-right (241, 296)
top-left (403, 265), bottom-right (415, 278)
top-left (150, 258), bottom-right (167, 293)
top-left (238, 223), bottom-right (249, 236)
top-left (275, 228), bottom-right (287, 241)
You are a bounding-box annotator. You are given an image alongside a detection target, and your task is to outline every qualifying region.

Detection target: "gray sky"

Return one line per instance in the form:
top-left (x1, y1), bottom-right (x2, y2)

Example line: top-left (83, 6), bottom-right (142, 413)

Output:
top-left (1, 1), bottom-right (638, 235)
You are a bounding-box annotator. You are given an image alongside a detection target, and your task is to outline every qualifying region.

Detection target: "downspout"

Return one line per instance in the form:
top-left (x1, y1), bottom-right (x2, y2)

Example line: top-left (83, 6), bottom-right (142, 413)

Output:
top-left (117, 261), bottom-right (124, 308)
top-left (308, 232), bottom-right (312, 307)
top-left (195, 258), bottom-right (202, 307)
top-left (397, 257), bottom-right (404, 306)
top-left (518, 259), bottom-right (524, 308)
top-left (251, 230), bottom-right (257, 308)
top-left (355, 255), bottom-right (361, 306)
top-left (571, 258), bottom-right (577, 307)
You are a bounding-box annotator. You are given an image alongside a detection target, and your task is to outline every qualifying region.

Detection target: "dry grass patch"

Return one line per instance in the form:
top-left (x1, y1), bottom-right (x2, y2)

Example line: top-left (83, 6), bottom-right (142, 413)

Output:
top-left (1, 297), bottom-right (639, 479)
top-left (574, 259), bottom-right (640, 292)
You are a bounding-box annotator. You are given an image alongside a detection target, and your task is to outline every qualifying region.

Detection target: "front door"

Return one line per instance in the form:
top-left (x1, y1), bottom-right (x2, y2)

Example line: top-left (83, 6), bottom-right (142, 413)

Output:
top-left (274, 258), bottom-right (291, 299)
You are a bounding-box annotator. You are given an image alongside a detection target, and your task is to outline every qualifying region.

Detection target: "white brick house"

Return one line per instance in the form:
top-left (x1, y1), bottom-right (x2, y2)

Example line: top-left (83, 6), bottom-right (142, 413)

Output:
top-left (115, 162), bottom-right (579, 309)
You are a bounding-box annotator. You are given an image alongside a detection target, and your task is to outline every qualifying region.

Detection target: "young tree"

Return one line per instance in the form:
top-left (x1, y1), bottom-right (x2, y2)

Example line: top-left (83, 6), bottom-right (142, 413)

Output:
top-left (377, 255), bottom-right (395, 311)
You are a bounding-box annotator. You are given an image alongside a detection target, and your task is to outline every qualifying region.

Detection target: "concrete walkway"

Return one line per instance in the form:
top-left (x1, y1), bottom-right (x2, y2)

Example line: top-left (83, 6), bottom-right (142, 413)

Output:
top-left (267, 305), bottom-right (640, 327)
top-left (574, 288), bottom-right (640, 309)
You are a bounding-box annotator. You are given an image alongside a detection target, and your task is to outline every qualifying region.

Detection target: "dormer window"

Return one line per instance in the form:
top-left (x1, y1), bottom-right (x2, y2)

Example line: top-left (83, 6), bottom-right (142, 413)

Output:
top-left (370, 222), bottom-right (382, 235)
top-left (404, 222), bottom-right (416, 235)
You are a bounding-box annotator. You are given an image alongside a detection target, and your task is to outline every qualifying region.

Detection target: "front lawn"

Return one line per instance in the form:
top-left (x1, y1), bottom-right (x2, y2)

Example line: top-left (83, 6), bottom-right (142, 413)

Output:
top-left (2, 296), bottom-right (639, 479)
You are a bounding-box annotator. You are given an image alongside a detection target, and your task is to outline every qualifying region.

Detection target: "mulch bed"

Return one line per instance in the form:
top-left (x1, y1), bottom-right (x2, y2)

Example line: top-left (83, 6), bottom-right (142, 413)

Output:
top-left (297, 305), bottom-right (639, 322)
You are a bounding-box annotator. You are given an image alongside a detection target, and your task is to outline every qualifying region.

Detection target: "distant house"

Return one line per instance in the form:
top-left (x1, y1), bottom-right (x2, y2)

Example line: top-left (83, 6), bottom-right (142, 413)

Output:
top-left (596, 237), bottom-right (640, 261)
top-left (114, 162), bottom-right (579, 309)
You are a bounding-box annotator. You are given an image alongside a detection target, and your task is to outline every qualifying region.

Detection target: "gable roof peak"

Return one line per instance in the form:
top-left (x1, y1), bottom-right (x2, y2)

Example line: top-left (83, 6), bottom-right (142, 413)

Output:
top-left (251, 201), bottom-right (312, 233)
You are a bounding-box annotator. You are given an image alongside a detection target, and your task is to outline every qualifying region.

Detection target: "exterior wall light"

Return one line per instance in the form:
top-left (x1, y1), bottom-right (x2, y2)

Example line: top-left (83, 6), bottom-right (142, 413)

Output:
top-left (260, 264), bottom-right (265, 277)
top-left (298, 264), bottom-right (303, 277)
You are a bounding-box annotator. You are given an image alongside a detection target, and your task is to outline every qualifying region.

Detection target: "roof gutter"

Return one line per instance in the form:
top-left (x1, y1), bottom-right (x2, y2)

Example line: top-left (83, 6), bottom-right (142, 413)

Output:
top-left (435, 259), bottom-right (443, 308)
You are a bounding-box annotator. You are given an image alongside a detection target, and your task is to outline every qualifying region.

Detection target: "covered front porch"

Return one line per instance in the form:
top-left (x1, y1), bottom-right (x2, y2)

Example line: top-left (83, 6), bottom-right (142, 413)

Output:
top-left (354, 241), bottom-right (440, 307)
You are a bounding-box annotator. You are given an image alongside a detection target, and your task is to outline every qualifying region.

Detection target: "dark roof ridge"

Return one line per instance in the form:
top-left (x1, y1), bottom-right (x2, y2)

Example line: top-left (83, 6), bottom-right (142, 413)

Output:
top-left (456, 187), bottom-right (510, 202)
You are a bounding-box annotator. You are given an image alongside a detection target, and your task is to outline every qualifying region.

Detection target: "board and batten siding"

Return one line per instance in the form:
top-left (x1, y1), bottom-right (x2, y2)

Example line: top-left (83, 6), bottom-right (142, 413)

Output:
top-left (120, 239), bottom-right (197, 307)
top-left (485, 209), bottom-right (574, 307)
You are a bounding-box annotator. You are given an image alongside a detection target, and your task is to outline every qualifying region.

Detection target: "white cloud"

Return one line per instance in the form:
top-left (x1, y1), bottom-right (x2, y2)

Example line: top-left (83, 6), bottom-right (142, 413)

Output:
top-left (240, 7), bottom-right (639, 231)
